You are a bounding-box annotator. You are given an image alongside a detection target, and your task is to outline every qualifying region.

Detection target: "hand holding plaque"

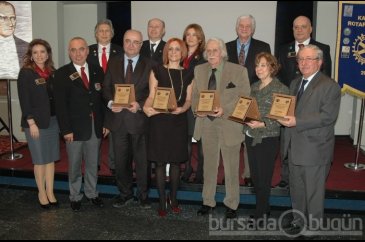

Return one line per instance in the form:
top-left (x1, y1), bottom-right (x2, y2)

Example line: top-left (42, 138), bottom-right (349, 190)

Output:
top-left (152, 87), bottom-right (177, 113)
top-left (266, 93), bottom-right (296, 120)
top-left (113, 84), bottom-right (135, 107)
top-left (229, 96), bottom-right (260, 124)
top-left (195, 90), bottom-right (220, 115)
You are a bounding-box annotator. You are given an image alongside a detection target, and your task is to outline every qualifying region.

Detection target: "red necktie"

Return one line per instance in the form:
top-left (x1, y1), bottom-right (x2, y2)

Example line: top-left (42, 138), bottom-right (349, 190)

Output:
top-left (80, 67), bottom-right (89, 89)
top-left (101, 47), bottom-right (107, 73)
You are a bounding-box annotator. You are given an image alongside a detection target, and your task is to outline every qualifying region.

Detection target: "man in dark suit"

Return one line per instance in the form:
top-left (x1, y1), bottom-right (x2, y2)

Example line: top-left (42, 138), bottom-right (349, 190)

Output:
top-left (0, 1), bottom-right (28, 78)
top-left (226, 14), bottom-right (271, 187)
top-left (87, 19), bottom-right (123, 175)
top-left (278, 45), bottom-right (340, 233)
top-left (140, 18), bottom-right (166, 65)
top-left (103, 29), bottom-right (152, 209)
top-left (53, 37), bottom-right (108, 211)
top-left (276, 15), bottom-right (332, 189)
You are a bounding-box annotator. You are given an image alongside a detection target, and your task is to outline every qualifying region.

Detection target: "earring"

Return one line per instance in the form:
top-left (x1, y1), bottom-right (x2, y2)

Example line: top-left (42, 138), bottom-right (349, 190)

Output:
top-left (30, 57), bottom-right (33, 61)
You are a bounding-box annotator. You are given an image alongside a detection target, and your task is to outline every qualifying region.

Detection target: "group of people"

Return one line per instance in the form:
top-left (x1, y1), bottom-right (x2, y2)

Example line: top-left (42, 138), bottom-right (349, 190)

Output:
top-left (14, 1), bottom-right (341, 230)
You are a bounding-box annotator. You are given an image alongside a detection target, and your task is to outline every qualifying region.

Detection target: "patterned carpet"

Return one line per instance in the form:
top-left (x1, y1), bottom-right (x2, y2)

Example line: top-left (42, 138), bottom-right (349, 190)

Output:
top-left (0, 135), bottom-right (27, 155)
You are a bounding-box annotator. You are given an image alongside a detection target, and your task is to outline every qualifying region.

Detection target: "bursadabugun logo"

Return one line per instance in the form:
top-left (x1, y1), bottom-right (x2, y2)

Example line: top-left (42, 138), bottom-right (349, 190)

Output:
top-left (208, 209), bottom-right (363, 238)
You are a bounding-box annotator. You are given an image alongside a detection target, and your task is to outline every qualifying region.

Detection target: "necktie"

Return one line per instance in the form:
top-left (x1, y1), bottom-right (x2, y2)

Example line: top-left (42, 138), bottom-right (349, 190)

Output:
top-left (101, 47), bottom-right (107, 73)
top-left (238, 44), bottom-right (245, 66)
top-left (126, 59), bottom-right (133, 84)
top-left (80, 67), bottom-right (89, 89)
top-left (150, 43), bottom-right (156, 56)
top-left (298, 43), bottom-right (304, 50)
top-left (297, 79), bottom-right (308, 103)
top-left (208, 68), bottom-right (217, 90)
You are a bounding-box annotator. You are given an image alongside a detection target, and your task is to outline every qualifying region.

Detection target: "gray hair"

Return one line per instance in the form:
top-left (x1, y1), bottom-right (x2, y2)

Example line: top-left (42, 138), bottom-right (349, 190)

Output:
top-left (94, 19), bottom-right (115, 37)
top-left (203, 37), bottom-right (228, 61)
top-left (298, 44), bottom-right (323, 60)
top-left (236, 14), bottom-right (256, 35)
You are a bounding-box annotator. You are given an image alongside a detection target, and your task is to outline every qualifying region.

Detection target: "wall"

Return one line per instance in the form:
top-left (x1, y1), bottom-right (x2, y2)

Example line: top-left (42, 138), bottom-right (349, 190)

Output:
top-left (132, 1), bottom-right (277, 50)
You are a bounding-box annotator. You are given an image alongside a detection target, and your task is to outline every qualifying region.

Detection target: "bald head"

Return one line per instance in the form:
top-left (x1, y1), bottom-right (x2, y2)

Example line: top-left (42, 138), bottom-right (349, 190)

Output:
top-left (293, 16), bottom-right (312, 43)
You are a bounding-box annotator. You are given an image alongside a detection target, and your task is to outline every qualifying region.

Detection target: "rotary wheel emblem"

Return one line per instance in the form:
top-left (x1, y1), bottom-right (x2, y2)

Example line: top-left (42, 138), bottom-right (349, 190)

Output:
top-left (352, 34), bottom-right (365, 65)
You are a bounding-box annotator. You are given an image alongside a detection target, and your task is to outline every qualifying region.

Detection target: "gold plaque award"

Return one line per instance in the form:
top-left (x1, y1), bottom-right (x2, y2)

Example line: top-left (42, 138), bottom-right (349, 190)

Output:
top-left (152, 87), bottom-right (177, 113)
top-left (113, 84), bottom-right (135, 107)
top-left (266, 93), bottom-right (296, 120)
top-left (229, 96), bottom-right (261, 124)
top-left (195, 90), bottom-right (220, 115)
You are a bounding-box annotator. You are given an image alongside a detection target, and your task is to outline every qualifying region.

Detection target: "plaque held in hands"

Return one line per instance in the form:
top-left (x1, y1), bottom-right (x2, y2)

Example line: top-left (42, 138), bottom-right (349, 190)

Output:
top-left (195, 90), bottom-right (220, 115)
top-left (266, 93), bottom-right (296, 120)
top-left (229, 96), bottom-right (261, 124)
top-left (152, 87), bottom-right (177, 113)
top-left (113, 84), bottom-right (135, 107)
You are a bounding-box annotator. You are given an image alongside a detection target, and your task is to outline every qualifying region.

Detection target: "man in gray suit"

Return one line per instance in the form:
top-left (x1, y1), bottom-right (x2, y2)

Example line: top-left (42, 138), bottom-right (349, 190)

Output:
top-left (193, 38), bottom-right (250, 219)
top-left (278, 45), bottom-right (341, 232)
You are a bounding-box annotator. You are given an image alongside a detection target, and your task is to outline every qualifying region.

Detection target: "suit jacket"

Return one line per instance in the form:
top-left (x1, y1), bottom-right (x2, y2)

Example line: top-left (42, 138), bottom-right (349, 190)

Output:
top-left (192, 61), bottom-right (251, 146)
top-left (87, 43), bottom-right (123, 69)
top-left (53, 62), bottom-right (105, 140)
top-left (17, 68), bottom-right (52, 129)
top-left (14, 35), bottom-right (29, 68)
top-left (282, 72), bottom-right (341, 166)
top-left (103, 55), bottom-right (152, 134)
top-left (140, 40), bottom-right (166, 66)
top-left (277, 39), bottom-right (332, 87)
top-left (226, 38), bottom-right (271, 84)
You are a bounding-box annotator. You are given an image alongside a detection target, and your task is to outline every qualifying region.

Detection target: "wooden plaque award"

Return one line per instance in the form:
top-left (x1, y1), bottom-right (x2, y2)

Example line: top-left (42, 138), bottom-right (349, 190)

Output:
top-left (229, 96), bottom-right (261, 124)
top-left (266, 93), bottom-right (296, 120)
top-left (152, 87), bottom-right (177, 112)
top-left (195, 90), bottom-right (220, 115)
top-left (113, 84), bottom-right (135, 107)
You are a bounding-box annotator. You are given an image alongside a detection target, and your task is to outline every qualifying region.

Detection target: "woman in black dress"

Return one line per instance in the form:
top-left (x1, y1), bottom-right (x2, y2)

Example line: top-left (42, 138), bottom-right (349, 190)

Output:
top-left (143, 38), bottom-right (193, 217)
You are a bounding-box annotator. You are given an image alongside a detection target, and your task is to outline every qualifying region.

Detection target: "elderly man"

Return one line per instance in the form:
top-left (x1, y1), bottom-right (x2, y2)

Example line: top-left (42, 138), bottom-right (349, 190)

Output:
top-left (103, 30), bottom-right (152, 209)
top-left (53, 37), bottom-right (108, 211)
top-left (278, 45), bottom-right (340, 232)
top-left (140, 18), bottom-right (166, 65)
top-left (226, 14), bottom-right (271, 187)
top-left (193, 38), bottom-right (250, 219)
top-left (276, 15), bottom-right (332, 189)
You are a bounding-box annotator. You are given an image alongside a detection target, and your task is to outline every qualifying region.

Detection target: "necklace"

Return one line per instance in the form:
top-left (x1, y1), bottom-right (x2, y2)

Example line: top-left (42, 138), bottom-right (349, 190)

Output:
top-left (167, 67), bottom-right (183, 102)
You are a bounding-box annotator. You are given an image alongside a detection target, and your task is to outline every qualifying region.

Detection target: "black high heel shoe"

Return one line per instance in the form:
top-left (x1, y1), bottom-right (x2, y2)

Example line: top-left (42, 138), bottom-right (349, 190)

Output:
top-left (39, 202), bottom-right (51, 209)
top-left (49, 201), bottom-right (59, 208)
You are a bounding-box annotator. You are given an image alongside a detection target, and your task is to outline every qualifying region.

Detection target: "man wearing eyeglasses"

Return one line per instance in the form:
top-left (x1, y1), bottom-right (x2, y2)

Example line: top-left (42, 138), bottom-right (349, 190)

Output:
top-left (278, 44), bottom-right (340, 234)
top-left (275, 15), bottom-right (332, 190)
top-left (103, 29), bottom-right (153, 209)
top-left (0, 1), bottom-right (28, 79)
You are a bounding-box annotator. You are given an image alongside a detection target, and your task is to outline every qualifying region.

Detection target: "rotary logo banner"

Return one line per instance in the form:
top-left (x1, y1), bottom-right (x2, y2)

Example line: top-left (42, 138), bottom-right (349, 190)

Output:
top-left (335, 1), bottom-right (365, 98)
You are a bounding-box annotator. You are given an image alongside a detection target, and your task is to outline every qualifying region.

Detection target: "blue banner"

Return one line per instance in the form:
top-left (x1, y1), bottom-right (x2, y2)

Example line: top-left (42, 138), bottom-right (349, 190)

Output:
top-left (335, 1), bottom-right (365, 98)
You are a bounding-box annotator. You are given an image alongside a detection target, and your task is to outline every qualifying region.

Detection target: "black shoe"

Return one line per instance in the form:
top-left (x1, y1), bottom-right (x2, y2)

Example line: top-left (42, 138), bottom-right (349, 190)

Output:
top-left (70, 201), bottom-right (81, 211)
top-left (139, 198), bottom-right (152, 209)
top-left (225, 207), bottom-right (237, 219)
top-left (181, 176), bottom-right (190, 183)
top-left (197, 205), bottom-right (215, 216)
top-left (243, 177), bottom-right (253, 187)
top-left (87, 196), bottom-right (104, 208)
top-left (276, 180), bottom-right (289, 188)
top-left (39, 202), bottom-right (51, 209)
top-left (112, 195), bottom-right (134, 208)
top-left (49, 201), bottom-right (59, 208)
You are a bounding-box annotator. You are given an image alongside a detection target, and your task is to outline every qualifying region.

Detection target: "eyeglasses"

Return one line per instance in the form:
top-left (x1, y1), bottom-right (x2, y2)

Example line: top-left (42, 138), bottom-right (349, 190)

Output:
top-left (297, 57), bottom-right (319, 63)
top-left (124, 39), bottom-right (142, 46)
top-left (0, 15), bottom-right (16, 23)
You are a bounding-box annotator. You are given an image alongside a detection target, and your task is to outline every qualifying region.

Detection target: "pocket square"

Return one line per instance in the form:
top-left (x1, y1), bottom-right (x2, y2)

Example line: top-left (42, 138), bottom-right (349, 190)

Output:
top-left (226, 82), bottom-right (236, 89)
